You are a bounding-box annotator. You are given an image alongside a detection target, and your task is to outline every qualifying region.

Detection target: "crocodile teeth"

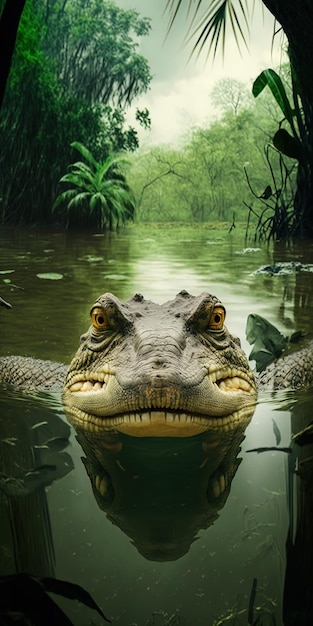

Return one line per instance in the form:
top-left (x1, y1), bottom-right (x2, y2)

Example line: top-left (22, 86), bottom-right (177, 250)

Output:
top-left (66, 408), bottom-right (254, 435)
top-left (69, 377), bottom-right (108, 392)
top-left (218, 376), bottom-right (252, 392)
top-left (209, 368), bottom-right (254, 393)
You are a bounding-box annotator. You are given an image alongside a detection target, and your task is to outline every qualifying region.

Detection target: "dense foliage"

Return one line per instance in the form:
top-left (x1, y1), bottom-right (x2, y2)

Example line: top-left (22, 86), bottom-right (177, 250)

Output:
top-left (165, 0), bottom-right (313, 238)
top-left (53, 142), bottom-right (135, 230)
top-left (129, 76), bottom-right (296, 234)
top-left (0, 0), bottom-right (151, 227)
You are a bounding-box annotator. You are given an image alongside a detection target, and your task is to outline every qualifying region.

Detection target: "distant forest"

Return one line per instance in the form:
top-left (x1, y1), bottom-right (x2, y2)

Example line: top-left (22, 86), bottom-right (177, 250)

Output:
top-left (0, 0), bottom-right (299, 239)
top-left (129, 72), bottom-right (297, 239)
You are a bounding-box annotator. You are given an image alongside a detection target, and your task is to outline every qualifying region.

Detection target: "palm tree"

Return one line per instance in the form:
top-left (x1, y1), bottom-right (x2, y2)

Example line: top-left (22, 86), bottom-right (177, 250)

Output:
top-left (165, 0), bottom-right (313, 238)
top-left (53, 142), bottom-right (135, 230)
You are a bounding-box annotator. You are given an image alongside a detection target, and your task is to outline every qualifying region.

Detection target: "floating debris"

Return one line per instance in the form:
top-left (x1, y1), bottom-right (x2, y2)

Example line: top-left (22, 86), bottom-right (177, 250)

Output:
top-left (235, 248), bottom-right (261, 255)
top-left (30, 421), bottom-right (49, 430)
top-left (246, 447), bottom-right (292, 454)
top-left (1, 437), bottom-right (18, 446)
top-left (252, 261), bottom-right (313, 276)
top-left (0, 296), bottom-right (12, 309)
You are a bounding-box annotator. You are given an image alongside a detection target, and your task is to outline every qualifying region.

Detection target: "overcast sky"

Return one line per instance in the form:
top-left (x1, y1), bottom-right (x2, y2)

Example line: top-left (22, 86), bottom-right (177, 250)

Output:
top-left (119, 1), bottom-right (285, 145)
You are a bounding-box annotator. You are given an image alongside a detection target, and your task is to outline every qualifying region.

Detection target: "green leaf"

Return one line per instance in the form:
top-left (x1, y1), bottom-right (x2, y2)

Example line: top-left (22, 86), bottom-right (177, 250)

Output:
top-left (273, 128), bottom-right (302, 160)
top-left (70, 141), bottom-right (98, 169)
top-left (252, 69), bottom-right (294, 125)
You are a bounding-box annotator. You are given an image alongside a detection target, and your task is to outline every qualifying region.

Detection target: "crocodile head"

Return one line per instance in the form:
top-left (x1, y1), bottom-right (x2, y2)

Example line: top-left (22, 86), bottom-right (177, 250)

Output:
top-left (62, 290), bottom-right (257, 437)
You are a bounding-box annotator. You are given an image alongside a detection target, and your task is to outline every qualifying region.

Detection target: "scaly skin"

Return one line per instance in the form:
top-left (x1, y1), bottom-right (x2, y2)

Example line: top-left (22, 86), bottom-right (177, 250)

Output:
top-left (0, 356), bottom-right (67, 392)
top-left (256, 341), bottom-right (313, 390)
top-left (62, 290), bottom-right (257, 437)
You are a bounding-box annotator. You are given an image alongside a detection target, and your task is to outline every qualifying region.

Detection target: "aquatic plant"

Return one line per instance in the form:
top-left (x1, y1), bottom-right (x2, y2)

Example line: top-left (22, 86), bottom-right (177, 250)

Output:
top-left (53, 142), bottom-right (135, 231)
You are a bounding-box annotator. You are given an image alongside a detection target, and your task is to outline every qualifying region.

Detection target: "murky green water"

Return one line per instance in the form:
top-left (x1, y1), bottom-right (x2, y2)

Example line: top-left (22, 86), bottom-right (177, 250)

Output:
top-left (1, 224), bottom-right (313, 625)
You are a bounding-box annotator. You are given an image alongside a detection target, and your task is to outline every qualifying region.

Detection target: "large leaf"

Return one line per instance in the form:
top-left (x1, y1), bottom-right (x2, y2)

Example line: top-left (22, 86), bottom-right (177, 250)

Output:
top-left (246, 313), bottom-right (287, 371)
top-left (0, 573), bottom-right (111, 624)
top-left (273, 128), bottom-right (302, 160)
top-left (252, 69), bottom-right (295, 125)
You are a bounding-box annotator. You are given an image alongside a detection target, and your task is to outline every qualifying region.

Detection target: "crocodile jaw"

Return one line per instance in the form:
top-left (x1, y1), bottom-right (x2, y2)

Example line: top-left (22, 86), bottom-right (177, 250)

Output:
top-left (62, 368), bottom-right (257, 437)
top-left (62, 407), bottom-right (255, 437)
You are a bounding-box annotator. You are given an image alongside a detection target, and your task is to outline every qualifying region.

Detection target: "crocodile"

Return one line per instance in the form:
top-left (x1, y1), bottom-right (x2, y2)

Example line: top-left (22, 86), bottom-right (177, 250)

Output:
top-left (0, 290), bottom-right (256, 437)
top-left (0, 290), bottom-right (312, 437)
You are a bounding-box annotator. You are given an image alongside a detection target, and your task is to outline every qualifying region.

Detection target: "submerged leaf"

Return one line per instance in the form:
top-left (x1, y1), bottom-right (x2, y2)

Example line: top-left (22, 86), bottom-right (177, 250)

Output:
top-left (0, 573), bottom-right (111, 623)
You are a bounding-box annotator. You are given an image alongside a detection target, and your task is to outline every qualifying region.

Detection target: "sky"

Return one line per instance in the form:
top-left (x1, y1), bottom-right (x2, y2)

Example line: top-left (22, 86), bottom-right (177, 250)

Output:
top-left (119, 1), bottom-right (286, 145)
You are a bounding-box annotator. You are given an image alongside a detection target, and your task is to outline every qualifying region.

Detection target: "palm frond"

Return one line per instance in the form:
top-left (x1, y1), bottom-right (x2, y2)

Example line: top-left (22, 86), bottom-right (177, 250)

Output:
top-left (54, 143), bottom-right (135, 230)
top-left (166, 0), bottom-right (250, 59)
top-left (89, 192), bottom-right (108, 213)
top-left (165, 0), bottom-right (197, 32)
top-left (68, 165), bottom-right (97, 188)
top-left (60, 164), bottom-right (99, 191)
top-left (100, 153), bottom-right (129, 174)
top-left (52, 188), bottom-right (79, 211)
top-left (67, 192), bottom-right (91, 211)
top-left (70, 161), bottom-right (95, 176)
top-left (70, 141), bottom-right (98, 169)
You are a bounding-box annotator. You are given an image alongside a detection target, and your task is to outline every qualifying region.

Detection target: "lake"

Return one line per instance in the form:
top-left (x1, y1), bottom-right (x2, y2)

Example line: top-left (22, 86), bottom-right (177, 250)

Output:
top-left (1, 224), bottom-right (313, 625)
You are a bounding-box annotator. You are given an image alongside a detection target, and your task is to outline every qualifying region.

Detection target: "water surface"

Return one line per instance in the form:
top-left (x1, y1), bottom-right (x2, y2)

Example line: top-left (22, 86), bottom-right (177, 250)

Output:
top-left (1, 225), bottom-right (313, 625)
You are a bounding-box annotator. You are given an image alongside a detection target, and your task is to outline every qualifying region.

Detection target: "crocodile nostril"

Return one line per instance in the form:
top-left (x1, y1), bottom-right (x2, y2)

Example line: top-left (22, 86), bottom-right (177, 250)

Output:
top-left (152, 360), bottom-right (168, 369)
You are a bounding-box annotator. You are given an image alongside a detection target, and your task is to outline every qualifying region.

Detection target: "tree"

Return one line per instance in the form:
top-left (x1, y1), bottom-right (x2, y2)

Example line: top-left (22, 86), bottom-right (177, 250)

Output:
top-left (129, 102), bottom-right (281, 226)
top-left (0, 0), bottom-right (151, 225)
top-left (40, 0), bottom-right (151, 106)
top-left (211, 78), bottom-right (251, 116)
top-left (53, 142), bottom-right (135, 231)
top-left (0, 0), bottom-right (26, 107)
top-left (165, 0), bottom-right (313, 238)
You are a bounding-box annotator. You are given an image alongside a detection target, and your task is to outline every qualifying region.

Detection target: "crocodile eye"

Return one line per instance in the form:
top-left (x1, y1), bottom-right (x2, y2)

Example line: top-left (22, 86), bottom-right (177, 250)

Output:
top-left (209, 306), bottom-right (225, 330)
top-left (91, 307), bottom-right (109, 329)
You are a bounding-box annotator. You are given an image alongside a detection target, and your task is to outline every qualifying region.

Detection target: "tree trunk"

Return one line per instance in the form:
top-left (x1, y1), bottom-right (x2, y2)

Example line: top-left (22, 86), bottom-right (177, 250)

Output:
top-left (0, 0), bottom-right (27, 107)
top-left (262, 0), bottom-right (313, 236)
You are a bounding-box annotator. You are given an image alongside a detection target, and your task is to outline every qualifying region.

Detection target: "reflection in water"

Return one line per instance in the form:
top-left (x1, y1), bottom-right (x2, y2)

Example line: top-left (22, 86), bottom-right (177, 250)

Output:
top-left (0, 387), bottom-right (73, 577)
top-left (70, 409), bottom-right (254, 562)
